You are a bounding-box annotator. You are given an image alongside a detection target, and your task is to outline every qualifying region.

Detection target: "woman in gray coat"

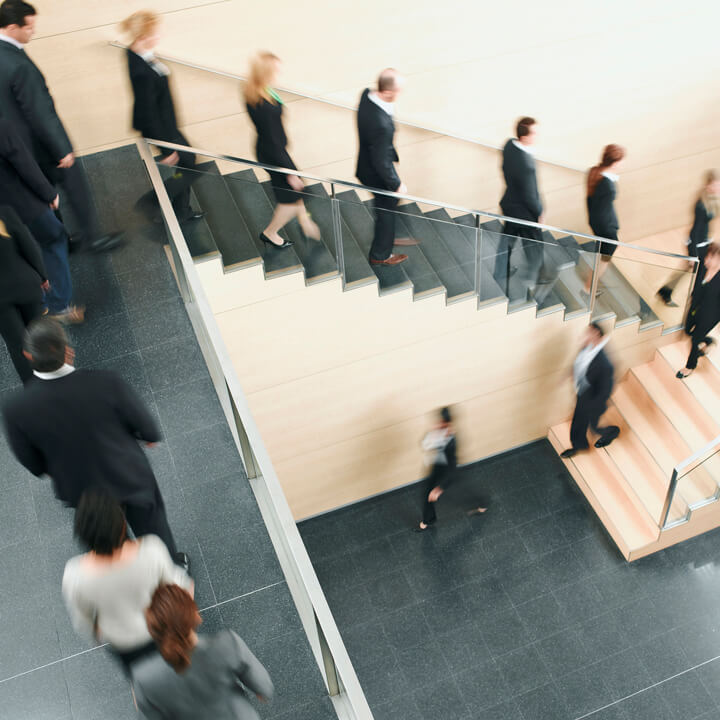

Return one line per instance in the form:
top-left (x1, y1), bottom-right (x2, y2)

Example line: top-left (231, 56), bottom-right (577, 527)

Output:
top-left (131, 584), bottom-right (274, 720)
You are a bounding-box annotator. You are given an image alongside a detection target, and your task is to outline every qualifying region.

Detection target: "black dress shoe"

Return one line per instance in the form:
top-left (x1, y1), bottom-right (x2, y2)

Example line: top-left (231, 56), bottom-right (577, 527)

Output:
top-left (560, 448), bottom-right (577, 458)
top-left (174, 552), bottom-right (191, 575)
top-left (87, 232), bottom-right (124, 253)
top-left (595, 427), bottom-right (620, 448)
top-left (179, 210), bottom-right (206, 222)
top-left (260, 232), bottom-right (293, 249)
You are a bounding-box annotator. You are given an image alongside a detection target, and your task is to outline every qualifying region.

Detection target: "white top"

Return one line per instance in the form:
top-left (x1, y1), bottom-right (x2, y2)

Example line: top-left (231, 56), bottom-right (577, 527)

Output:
top-left (369, 91), bottom-right (394, 116)
top-left (140, 50), bottom-right (169, 76)
top-left (0, 33), bottom-right (24, 50)
top-left (602, 171), bottom-right (619, 182)
top-left (513, 139), bottom-right (535, 155)
top-left (33, 363), bottom-right (75, 380)
top-left (62, 535), bottom-right (192, 651)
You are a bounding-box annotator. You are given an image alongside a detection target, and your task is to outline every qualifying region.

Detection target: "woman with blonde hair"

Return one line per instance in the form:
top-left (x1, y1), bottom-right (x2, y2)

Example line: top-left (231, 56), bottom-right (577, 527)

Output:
top-left (245, 52), bottom-right (320, 248)
top-left (120, 10), bottom-right (204, 223)
top-left (130, 584), bottom-right (274, 719)
top-left (583, 143), bottom-right (626, 295)
top-left (657, 170), bottom-right (720, 307)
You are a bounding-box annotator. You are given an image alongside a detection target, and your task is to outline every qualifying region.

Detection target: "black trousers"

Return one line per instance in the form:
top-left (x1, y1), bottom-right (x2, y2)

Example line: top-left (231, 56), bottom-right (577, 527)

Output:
top-left (0, 300), bottom-right (43, 383)
top-left (369, 192), bottom-right (398, 261)
top-left (493, 221), bottom-right (545, 295)
top-left (123, 484), bottom-right (178, 558)
top-left (421, 463), bottom-right (450, 525)
top-left (686, 327), bottom-right (715, 370)
top-left (569, 392), bottom-right (618, 450)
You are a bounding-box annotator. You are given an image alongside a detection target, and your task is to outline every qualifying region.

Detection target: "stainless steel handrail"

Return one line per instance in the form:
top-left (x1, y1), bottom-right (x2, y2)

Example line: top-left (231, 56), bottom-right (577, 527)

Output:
top-left (144, 137), bottom-right (699, 264)
top-left (136, 138), bottom-right (372, 719)
top-left (108, 41), bottom-right (585, 173)
top-left (674, 434), bottom-right (720, 476)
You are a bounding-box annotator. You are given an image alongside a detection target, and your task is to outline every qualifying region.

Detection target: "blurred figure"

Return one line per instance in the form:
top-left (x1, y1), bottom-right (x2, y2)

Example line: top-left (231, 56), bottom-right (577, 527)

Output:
top-left (244, 51), bottom-right (319, 249)
top-left (658, 170), bottom-right (719, 307)
top-left (63, 491), bottom-right (192, 668)
top-left (584, 144), bottom-right (626, 296)
top-left (495, 117), bottom-right (546, 298)
top-left (131, 584), bottom-right (274, 719)
top-left (560, 323), bottom-right (619, 458)
top-left (0, 0), bottom-right (121, 253)
top-left (2, 318), bottom-right (188, 569)
top-left (0, 206), bottom-right (48, 382)
top-left (413, 407), bottom-right (486, 531)
top-left (0, 117), bottom-right (84, 323)
top-left (676, 243), bottom-right (720, 378)
top-left (356, 68), bottom-right (415, 266)
top-left (122, 10), bottom-right (204, 224)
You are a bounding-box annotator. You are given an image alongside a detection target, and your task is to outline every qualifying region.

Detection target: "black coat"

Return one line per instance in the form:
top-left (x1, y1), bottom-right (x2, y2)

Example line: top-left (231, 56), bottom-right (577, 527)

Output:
top-left (0, 40), bottom-right (73, 167)
top-left (3, 369), bottom-right (162, 507)
top-left (126, 49), bottom-right (180, 157)
top-left (587, 176), bottom-right (619, 238)
top-left (689, 199), bottom-right (714, 251)
top-left (0, 205), bottom-right (46, 305)
top-left (355, 88), bottom-right (400, 191)
top-left (246, 97), bottom-right (295, 169)
top-left (579, 349), bottom-right (614, 415)
top-left (500, 139), bottom-right (542, 221)
top-left (686, 262), bottom-right (720, 337)
top-left (0, 118), bottom-right (57, 225)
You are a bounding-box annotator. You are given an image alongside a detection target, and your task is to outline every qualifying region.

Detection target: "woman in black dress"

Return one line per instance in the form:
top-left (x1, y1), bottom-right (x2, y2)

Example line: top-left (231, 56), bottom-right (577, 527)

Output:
top-left (584, 144), bottom-right (626, 295)
top-left (244, 52), bottom-right (320, 249)
top-left (657, 170), bottom-right (719, 307)
top-left (676, 243), bottom-right (720, 378)
top-left (0, 206), bottom-right (48, 383)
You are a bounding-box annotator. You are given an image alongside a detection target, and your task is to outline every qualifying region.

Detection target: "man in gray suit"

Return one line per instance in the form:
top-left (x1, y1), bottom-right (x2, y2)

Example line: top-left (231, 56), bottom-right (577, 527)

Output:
top-left (0, 0), bottom-right (121, 252)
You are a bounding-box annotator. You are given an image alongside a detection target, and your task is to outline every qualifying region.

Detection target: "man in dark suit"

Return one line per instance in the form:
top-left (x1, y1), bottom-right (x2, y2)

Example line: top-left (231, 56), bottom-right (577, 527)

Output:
top-left (495, 117), bottom-right (547, 298)
top-left (2, 318), bottom-right (188, 568)
top-left (560, 322), bottom-right (620, 458)
top-left (356, 68), bottom-right (416, 266)
top-left (0, 1), bottom-right (121, 253)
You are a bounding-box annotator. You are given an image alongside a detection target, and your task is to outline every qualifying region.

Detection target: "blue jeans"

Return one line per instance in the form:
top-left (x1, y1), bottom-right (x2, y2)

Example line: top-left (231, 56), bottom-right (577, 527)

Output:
top-left (28, 210), bottom-right (73, 313)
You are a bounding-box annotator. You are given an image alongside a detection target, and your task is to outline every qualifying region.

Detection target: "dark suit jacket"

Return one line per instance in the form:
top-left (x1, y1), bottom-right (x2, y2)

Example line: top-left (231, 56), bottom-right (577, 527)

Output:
top-left (126, 49), bottom-right (180, 157)
top-left (3, 369), bottom-right (162, 507)
top-left (0, 205), bottom-right (46, 305)
top-left (500, 139), bottom-right (542, 221)
top-left (587, 176), bottom-right (619, 238)
top-left (356, 88), bottom-right (400, 191)
top-left (0, 39), bottom-right (73, 167)
top-left (579, 349), bottom-right (614, 415)
top-left (687, 262), bottom-right (720, 336)
top-left (246, 97), bottom-right (295, 169)
top-left (689, 198), bottom-right (713, 251)
top-left (0, 118), bottom-right (57, 225)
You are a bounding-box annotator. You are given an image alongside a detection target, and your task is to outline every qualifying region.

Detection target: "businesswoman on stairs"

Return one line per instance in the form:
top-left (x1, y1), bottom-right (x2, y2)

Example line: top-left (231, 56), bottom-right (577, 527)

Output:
top-left (244, 52), bottom-right (320, 249)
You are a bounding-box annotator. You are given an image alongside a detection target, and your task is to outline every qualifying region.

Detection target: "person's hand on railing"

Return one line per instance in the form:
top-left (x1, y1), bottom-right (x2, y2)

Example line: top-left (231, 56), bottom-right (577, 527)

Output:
top-left (159, 151), bottom-right (180, 166)
top-left (538, 212), bottom-right (546, 225)
top-left (288, 175), bottom-right (304, 192)
top-left (397, 181), bottom-right (407, 195)
top-left (50, 195), bottom-right (59, 210)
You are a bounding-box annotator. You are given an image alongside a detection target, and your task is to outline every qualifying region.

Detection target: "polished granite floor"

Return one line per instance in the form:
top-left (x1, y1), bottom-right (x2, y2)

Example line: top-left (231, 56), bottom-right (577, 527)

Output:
top-left (0, 146), bottom-right (333, 720)
top-left (299, 440), bottom-right (720, 720)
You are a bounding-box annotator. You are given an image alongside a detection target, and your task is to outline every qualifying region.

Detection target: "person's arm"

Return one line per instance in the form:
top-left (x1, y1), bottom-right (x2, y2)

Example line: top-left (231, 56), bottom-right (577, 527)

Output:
top-left (130, 71), bottom-right (167, 148)
top-left (517, 163), bottom-right (543, 220)
top-left (0, 124), bottom-right (57, 204)
top-left (225, 631), bottom-right (274, 701)
top-left (0, 206), bottom-right (47, 280)
top-left (11, 63), bottom-right (73, 163)
top-left (131, 683), bottom-right (168, 720)
top-left (2, 411), bottom-right (47, 476)
top-left (112, 374), bottom-right (162, 443)
top-left (61, 566), bottom-right (98, 640)
top-left (368, 121), bottom-right (401, 191)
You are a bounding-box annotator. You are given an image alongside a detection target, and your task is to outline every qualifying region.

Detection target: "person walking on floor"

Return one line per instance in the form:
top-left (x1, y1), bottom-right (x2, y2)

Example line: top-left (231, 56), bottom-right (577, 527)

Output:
top-left (0, 117), bottom-right (84, 324)
top-left (495, 117), bottom-right (547, 299)
top-left (0, 0), bottom-right (121, 253)
top-left (657, 170), bottom-right (719, 307)
top-left (583, 144), bottom-right (626, 297)
top-left (356, 68), bottom-right (417, 266)
top-left (560, 323), bottom-right (619, 458)
top-left (2, 317), bottom-right (189, 569)
top-left (63, 491), bottom-right (193, 669)
top-left (131, 583), bottom-right (274, 719)
top-left (413, 407), bottom-right (486, 531)
top-left (0, 206), bottom-right (48, 383)
top-left (122, 10), bottom-right (205, 225)
top-left (676, 242), bottom-right (720, 379)
top-left (244, 51), bottom-right (320, 249)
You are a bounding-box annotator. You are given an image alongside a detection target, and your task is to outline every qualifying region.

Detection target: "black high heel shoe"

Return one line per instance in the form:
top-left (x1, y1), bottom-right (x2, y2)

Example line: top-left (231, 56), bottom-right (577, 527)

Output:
top-left (260, 232), bottom-right (293, 249)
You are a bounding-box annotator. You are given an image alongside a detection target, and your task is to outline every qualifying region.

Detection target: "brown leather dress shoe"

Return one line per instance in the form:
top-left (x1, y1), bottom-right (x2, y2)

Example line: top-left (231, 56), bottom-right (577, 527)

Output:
top-left (370, 254), bottom-right (408, 265)
top-left (393, 237), bottom-right (420, 246)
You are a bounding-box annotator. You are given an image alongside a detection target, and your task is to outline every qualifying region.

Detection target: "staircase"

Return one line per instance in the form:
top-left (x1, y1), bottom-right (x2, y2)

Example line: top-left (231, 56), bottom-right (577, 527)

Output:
top-left (549, 338), bottom-right (720, 560)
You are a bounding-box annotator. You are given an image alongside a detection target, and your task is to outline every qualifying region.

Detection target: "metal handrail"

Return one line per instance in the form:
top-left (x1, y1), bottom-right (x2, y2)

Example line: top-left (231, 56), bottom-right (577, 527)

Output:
top-left (108, 41), bottom-right (585, 173)
top-left (674, 434), bottom-right (720, 476)
top-left (145, 137), bottom-right (699, 264)
top-left (135, 138), bottom-right (372, 719)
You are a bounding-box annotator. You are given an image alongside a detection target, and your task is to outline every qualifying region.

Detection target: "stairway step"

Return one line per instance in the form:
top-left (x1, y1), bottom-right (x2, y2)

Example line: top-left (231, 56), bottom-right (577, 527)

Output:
top-left (192, 162), bottom-right (262, 269)
top-left (602, 263), bottom-right (661, 330)
top-left (336, 190), bottom-right (411, 295)
top-left (549, 422), bottom-right (658, 553)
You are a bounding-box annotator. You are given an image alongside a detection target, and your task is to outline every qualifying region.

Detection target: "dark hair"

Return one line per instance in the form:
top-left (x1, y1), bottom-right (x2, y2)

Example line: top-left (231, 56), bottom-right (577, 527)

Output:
top-left (588, 322), bottom-right (604, 337)
top-left (377, 68), bottom-right (398, 93)
top-left (587, 144), bottom-right (626, 197)
top-left (440, 407), bottom-right (452, 424)
top-left (145, 584), bottom-right (200, 673)
top-left (24, 317), bottom-right (67, 372)
top-left (516, 117), bottom-right (536, 139)
top-left (0, 1), bottom-right (36, 28)
top-left (74, 490), bottom-right (127, 555)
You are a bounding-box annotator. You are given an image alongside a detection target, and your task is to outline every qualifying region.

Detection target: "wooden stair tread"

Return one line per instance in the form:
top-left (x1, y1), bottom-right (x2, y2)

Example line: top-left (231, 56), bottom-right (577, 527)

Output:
top-left (549, 422), bottom-right (658, 552)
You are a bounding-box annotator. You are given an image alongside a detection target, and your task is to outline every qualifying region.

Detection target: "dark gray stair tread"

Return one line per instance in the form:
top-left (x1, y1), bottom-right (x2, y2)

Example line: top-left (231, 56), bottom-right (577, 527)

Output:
top-left (541, 231), bottom-right (575, 272)
top-left (301, 184), bottom-right (375, 288)
top-left (182, 189), bottom-right (219, 260)
top-left (535, 287), bottom-right (565, 315)
top-left (192, 162), bottom-right (261, 269)
top-left (336, 190), bottom-right (410, 294)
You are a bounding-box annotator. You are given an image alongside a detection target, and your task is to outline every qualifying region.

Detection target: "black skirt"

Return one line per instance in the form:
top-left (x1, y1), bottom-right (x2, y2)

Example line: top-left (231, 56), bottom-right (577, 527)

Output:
top-left (258, 151), bottom-right (300, 205)
top-left (592, 228), bottom-right (618, 258)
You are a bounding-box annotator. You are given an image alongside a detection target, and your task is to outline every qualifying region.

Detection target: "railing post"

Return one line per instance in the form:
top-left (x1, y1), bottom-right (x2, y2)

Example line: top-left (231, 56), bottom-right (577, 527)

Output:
top-left (588, 246), bottom-right (602, 318)
top-left (330, 183), bottom-right (346, 289)
top-left (660, 469), bottom-right (680, 530)
top-left (315, 612), bottom-right (340, 696)
top-left (227, 385), bottom-right (260, 480)
top-left (681, 259), bottom-right (699, 329)
top-left (474, 214), bottom-right (481, 300)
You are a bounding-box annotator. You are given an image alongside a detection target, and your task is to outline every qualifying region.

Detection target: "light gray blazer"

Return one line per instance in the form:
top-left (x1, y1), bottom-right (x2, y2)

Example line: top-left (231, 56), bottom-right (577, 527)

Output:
top-left (131, 630), bottom-right (274, 720)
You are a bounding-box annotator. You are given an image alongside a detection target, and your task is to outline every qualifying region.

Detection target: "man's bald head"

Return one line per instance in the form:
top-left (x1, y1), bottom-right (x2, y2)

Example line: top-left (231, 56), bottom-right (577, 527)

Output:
top-left (377, 68), bottom-right (404, 101)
